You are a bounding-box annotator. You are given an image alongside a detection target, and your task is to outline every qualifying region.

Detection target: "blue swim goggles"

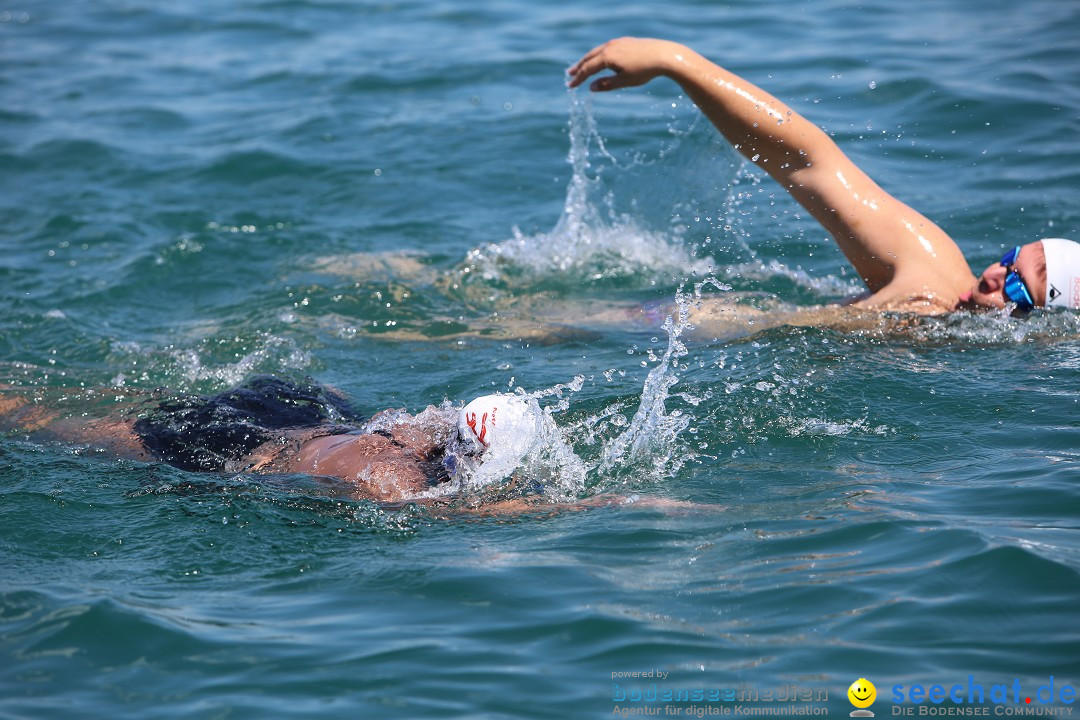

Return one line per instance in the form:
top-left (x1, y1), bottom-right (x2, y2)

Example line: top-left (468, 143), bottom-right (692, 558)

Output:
top-left (1001, 246), bottom-right (1035, 312)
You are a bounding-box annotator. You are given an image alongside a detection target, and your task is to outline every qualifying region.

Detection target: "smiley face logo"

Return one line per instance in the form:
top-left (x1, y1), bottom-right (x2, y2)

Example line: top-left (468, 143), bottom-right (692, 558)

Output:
top-left (848, 678), bottom-right (876, 715)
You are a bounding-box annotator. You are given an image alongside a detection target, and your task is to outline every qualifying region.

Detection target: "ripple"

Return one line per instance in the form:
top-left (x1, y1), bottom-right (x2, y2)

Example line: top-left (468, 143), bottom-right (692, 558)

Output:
top-left (0, 108), bottom-right (39, 124)
top-left (21, 138), bottom-right (124, 172)
top-left (9, 594), bottom-right (205, 666)
top-left (194, 149), bottom-right (323, 184)
top-left (97, 105), bottom-right (191, 132)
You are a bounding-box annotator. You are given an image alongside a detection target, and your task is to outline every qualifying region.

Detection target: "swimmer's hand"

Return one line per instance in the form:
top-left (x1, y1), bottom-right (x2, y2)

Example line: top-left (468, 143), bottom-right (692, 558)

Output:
top-left (568, 37), bottom-right (689, 91)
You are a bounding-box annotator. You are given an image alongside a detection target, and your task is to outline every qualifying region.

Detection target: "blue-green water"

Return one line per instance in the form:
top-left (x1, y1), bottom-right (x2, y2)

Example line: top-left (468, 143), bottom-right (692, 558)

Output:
top-left (2, 1), bottom-right (1079, 718)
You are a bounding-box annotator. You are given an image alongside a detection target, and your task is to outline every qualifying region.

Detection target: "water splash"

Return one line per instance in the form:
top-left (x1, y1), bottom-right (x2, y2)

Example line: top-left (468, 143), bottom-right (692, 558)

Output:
top-left (108, 333), bottom-right (312, 392)
top-left (456, 91), bottom-right (718, 290)
top-left (899, 308), bottom-right (1080, 345)
top-left (440, 84), bottom-right (744, 491)
top-left (410, 294), bottom-right (707, 499)
top-left (396, 336), bottom-right (693, 501)
top-left (595, 282), bottom-right (712, 482)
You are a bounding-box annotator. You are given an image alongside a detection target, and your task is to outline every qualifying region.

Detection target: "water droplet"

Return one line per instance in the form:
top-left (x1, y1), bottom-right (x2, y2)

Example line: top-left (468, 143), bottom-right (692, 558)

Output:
top-left (868, 80), bottom-right (877, 89)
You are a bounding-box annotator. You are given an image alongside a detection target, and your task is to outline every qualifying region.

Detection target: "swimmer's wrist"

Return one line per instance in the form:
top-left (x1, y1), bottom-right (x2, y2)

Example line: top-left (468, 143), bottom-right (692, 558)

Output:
top-left (659, 43), bottom-right (708, 85)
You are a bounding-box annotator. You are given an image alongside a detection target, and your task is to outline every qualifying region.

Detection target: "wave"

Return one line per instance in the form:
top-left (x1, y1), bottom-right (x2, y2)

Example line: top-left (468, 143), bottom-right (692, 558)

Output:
top-left (193, 149), bottom-right (324, 184)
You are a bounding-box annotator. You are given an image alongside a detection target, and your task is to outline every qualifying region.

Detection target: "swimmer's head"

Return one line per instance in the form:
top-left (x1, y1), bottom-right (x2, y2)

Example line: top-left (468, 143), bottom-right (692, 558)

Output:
top-left (965, 239), bottom-right (1080, 312)
top-left (457, 394), bottom-right (538, 455)
top-left (445, 394), bottom-right (542, 480)
top-left (440, 393), bottom-right (586, 498)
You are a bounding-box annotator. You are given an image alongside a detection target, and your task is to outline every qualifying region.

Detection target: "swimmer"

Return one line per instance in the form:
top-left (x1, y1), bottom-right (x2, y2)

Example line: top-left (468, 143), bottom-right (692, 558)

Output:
top-left (0, 378), bottom-right (701, 514)
top-left (568, 38), bottom-right (1080, 318)
top-left (0, 376), bottom-right (547, 506)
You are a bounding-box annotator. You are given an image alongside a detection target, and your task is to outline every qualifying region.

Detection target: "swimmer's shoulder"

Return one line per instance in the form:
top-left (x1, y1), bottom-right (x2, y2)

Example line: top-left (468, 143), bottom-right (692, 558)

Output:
top-left (853, 267), bottom-right (972, 316)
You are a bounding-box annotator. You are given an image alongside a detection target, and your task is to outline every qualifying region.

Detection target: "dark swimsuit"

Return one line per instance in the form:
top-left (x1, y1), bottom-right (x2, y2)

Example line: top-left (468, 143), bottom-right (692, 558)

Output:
top-left (132, 376), bottom-right (363, 473)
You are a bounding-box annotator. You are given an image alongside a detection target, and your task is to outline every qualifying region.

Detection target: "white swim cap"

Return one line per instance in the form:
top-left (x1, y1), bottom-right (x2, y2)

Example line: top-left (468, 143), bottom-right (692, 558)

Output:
top-left (442, 393), bottom-right (585, 499)
top-left (457, 394), bottom-right (539, 458)
top-left (1041, 238), bottom-right (1080, 308)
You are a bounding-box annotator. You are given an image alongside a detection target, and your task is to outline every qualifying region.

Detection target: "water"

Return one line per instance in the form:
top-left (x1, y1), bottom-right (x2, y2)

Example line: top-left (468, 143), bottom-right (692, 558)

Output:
top-left (2, 0), bottom-right (1079, 717)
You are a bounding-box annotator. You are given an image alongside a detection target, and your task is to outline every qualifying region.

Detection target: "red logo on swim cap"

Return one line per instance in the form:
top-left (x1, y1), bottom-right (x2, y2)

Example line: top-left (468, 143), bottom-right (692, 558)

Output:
top-left (465, 411), bottom-right (489, 446)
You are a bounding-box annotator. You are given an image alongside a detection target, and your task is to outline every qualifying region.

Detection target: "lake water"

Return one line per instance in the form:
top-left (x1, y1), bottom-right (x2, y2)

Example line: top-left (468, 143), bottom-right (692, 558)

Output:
top-left (2, 1), bottom-right (1078, 718)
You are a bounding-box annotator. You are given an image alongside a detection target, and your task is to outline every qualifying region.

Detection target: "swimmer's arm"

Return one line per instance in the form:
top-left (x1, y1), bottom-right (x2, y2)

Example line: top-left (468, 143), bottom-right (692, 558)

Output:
top-left (569, 38), bottom-right (972, 297)
top-left (0, 386), bottom-right (153, 460)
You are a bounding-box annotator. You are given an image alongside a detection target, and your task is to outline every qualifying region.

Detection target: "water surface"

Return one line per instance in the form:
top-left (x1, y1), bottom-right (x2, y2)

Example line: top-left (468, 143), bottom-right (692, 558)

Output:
top-left (2, 1), bottom-right (1079, 717)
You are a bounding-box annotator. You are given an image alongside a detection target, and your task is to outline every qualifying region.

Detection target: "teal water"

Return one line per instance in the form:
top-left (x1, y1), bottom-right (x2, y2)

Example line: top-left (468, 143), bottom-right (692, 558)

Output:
top-left (2, 1), bottom-right (1080, 718)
